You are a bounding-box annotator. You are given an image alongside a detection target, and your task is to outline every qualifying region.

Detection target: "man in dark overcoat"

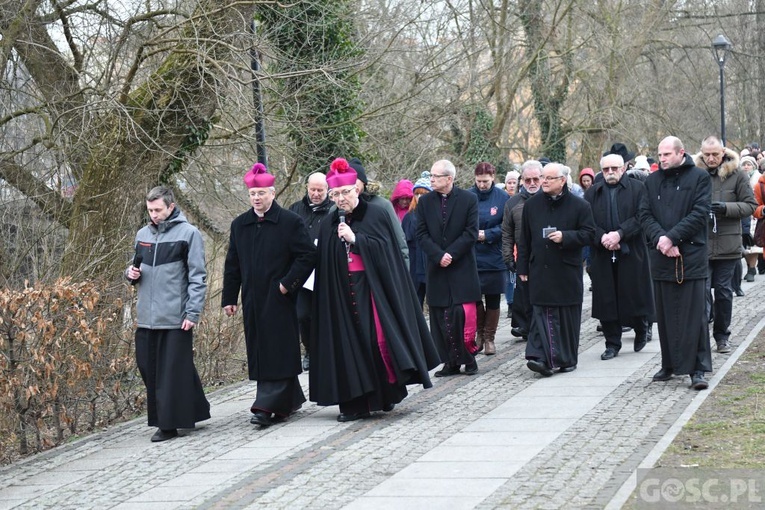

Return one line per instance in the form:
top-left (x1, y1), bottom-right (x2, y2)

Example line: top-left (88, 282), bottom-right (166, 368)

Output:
top-left (417, 159), bottom-right (482, 376)
top-left (585, 153), bottom-right (654, 361)
top-left (222, 163), bottom-right (316, 427)
top-left (501, 159), bottom-right (543, 340)
top-left (517, 163), bottom-right (595, 376)
top-left (289, 172), bottom-right (334, 371)
top-left (639, 136), bottom-right (712, 390)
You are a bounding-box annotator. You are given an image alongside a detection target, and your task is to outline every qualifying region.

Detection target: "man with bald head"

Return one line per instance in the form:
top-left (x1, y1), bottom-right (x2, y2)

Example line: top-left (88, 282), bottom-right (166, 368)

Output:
top-left (517, 162), bottom-right (595, 376)
top-left (585, 154), bottom-right (654, 361)
top-left (290, 172), bottom-right (334, 371)
top-left (639, 136), bottom-right (712, 390)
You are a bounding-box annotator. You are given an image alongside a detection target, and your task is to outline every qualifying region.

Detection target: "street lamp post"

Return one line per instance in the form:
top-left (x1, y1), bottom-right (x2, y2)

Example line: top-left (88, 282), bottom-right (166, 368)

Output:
top-left (712, 34), bottom-right (733, 146)
top-left (250, 20), bottom-right (268, 167)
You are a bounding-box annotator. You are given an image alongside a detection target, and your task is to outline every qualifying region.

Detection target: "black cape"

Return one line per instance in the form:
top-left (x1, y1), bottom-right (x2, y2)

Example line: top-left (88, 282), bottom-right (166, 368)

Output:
top-left (310, 199), bottom-right (441, 406)
top-left (584, 176), bottom-right (654, 324)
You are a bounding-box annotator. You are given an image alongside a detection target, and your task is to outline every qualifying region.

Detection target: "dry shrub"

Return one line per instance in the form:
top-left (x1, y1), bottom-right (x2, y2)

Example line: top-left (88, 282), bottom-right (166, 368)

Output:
top-left (0, 279), bottom-right (141, 464)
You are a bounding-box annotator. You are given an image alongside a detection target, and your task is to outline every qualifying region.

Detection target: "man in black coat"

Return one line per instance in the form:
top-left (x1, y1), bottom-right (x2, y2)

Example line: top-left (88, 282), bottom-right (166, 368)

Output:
top-left (501, 160), bottom-right (543, 340)
top-left (585, 153), bottom-right (654, 361)
top-left (310, 158), bottom-right (440, 422)
top-left (517, 163), bottom-right (595, 376)
top-left (222, 163), bottom-right (316, 427)
top-left (417, 159), bottom-right (482, 376)
top-left (289, 172), bottom-right (334, 371)
top-left (639, 136), bottom-right (712, 390)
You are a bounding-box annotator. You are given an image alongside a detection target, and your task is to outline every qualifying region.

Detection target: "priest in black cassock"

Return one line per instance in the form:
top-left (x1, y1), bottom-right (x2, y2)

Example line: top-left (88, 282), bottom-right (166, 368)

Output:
top-left (416, 160), bottom-right (482, 376)
top-left (517, 163), bottom-right (595, 376)
top-left (222, 163), bottom-right (316, 427)
top-left (310, 158), bottom-right (441, 422)
top-left (585, 153), bottom-right (654, 361)
top-left (639, 136), bottom-right (712, 391)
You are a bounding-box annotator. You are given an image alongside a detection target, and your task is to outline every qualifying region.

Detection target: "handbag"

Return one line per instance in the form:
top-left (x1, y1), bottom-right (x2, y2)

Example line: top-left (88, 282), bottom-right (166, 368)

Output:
top-left (755, 218), bottom-right (765, 247)
top-left (755, 183), bottom-right (765, 247)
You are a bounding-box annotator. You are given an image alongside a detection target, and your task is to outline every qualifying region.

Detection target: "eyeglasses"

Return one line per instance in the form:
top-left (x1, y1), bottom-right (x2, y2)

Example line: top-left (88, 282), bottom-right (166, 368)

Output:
top-left (329, 188), bottom-right (355, 199)
top-left (601, 166), bottom-right (622, 173)
top-left (523, 177), bottom-right (540, 183)
top-left (430, 173), bottom-right (450, 179)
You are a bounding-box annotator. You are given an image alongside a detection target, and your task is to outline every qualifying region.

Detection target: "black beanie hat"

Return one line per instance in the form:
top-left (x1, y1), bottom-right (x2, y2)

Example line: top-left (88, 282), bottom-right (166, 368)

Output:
top-left (348, 158), bottom-right (367, 185)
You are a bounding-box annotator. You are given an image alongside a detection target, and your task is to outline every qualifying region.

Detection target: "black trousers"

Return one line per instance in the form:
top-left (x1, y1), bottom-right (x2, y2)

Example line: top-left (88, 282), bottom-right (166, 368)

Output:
top-left (706, 259), bottom-right (737, 344)
top-left (602, 317), bottom-right (648, 352)
top-left (296, 288), bottom-right (312, 354)
top-left (511, 278), bottom-right (531, 331)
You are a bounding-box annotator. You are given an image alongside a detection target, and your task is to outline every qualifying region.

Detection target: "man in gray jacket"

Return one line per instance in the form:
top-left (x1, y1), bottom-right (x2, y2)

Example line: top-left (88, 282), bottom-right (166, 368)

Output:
top-left (694, 136), bottom-right (757, 353)
top-left (126, 186), bottom-right (210, 442)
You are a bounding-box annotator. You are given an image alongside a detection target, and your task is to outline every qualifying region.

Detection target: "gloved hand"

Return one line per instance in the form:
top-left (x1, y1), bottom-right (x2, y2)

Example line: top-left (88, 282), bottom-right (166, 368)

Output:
top-left (743, 233), bottom-right (755, 248)
top-left (506, 260), bottom-right (516, 273)
top-left (711, 202), bottom-right (727, 215)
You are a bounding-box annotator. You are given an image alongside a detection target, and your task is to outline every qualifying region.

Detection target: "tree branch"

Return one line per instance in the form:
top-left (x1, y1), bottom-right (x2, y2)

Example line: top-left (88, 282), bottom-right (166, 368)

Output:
top-left (0, 160), bottom-right (73, 228)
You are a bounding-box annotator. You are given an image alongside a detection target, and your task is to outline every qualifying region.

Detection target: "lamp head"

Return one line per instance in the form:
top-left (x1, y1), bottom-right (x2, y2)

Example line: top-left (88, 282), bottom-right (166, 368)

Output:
top-left (712, 34), bottom-right (732, 65)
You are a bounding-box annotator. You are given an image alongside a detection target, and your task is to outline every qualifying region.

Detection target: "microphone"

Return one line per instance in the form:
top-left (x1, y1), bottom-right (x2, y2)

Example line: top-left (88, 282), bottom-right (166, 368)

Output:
top-left (338, 212), bottom-right (346, 242)
top-left (130, 253), bottom-right (143, 285)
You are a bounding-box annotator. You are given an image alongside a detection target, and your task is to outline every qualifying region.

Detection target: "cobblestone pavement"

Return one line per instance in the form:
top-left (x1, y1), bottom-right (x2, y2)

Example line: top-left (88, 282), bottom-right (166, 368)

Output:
top-left (1, 276), bottom-right (763, 510)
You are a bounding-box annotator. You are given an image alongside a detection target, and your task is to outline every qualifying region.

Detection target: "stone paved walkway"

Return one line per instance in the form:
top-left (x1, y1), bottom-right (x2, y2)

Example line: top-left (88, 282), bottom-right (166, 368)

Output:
top-left (1, 275), bottom-right (763, 509)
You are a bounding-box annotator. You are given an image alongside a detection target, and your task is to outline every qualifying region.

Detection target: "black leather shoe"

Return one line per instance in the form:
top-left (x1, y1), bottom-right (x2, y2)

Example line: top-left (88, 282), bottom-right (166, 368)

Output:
top-left (337, 412), bottom-right (371, 422)
top-left (435, 364), bottom-right (461, 377)
top-left (634, 335), bottom-right (647, 352)
top-left (464, 360), bottom-right (478, 375)
top-left (526, 359), bottom-right (553, 377)
top-left (652, 368), bottom-right (674, 381)
top-left (151, 428), bottom-right (178, 442)
top-left (691, 372), bottom-right (709, 390)
top-left (735, 288), bottom-right (745, 297)
top-left (250, 411), bottom-right (272, 427)
top-left (558, 365), bottom-right (577, 373)
top-left (596, 323), bottom-right (603, 332)
top-left (511, 327), bottom-right (527, 338)
top-left (717, 341), bottom-right (732, 353)
top-left (601, 348), bottom-right (618, 360)
top-left (382, 403), bottom-right (395, 412)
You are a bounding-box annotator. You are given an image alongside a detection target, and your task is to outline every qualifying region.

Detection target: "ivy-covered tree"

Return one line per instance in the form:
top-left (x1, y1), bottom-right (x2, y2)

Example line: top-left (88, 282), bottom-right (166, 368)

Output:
top-left (255, 1), bottom-right (366, 179)
top-left (450, 106), bottom-right (507, 173)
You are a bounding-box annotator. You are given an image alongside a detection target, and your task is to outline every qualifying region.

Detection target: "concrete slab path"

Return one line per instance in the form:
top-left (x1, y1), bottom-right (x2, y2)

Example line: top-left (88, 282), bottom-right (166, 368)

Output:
top-left (1, 275), bottom-right (763, 509)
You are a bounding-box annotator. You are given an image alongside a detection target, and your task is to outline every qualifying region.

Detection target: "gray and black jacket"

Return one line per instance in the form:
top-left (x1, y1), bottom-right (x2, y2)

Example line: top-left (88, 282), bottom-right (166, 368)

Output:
top-left (125, 208), bottom-right (207, 329)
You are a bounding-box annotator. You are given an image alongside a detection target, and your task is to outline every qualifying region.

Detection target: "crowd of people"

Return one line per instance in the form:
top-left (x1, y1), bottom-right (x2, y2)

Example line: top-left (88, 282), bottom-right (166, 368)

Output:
top-left (124, 135), bottom-right (764, 441)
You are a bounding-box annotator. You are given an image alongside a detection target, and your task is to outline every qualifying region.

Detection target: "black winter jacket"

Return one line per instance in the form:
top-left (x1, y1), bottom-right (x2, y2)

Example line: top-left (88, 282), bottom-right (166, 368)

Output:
top-left (639, 154), bottom-right (711, 281)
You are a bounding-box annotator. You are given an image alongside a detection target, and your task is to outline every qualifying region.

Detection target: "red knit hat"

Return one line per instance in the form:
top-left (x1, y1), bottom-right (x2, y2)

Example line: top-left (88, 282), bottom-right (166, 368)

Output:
top-left (244, 162), bottom-right (274, 188)
top-left (327, 158), bottom-right (358, 188)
